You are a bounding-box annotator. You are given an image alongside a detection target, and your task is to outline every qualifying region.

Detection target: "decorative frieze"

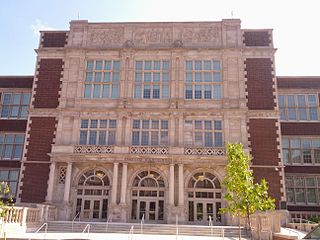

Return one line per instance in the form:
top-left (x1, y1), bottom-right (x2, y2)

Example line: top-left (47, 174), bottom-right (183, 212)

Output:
top-left (130, 146), bottom-right (169, 155)
top-left (74, 145), bottom-right (114, 154)
top-left (184, 147), bottom-right (226, 156)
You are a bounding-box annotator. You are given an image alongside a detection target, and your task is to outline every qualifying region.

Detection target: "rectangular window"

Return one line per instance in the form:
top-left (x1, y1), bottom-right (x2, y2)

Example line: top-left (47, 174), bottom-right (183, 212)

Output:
top-left (0, 93), bottom-right (31, 119)
top-left (0, 169), bottom-right (19, 197)
top-left (278, 95), bottom-right (319, 121)
top-left (285, 176), bottom-right (320, 205)
top-left (79, 119), bottom-right (116, 145)
top-left (131, 120), bottom-right (168, 146)
top-left (184, 120), bottom-right (223, 147)
top-left (0, 134), bottom-right (25, 160)
top-left (282, 137), bottom-right (320, 165)
top-left (84, 60), bottom-right (120, 99)
top-left (134, 60), bottom-right (170, 99)
top-left (184, 60), bottom-right (222, 100)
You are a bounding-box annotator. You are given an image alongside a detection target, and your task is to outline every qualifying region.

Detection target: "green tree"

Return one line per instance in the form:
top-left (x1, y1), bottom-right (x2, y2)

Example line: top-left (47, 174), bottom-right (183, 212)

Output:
top-left (221, 143), bottom-right (275, 239)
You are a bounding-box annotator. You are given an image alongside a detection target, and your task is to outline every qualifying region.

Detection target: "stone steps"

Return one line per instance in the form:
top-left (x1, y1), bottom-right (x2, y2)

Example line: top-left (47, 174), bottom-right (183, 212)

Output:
top-left (36, 221), bottom-right (249, 238)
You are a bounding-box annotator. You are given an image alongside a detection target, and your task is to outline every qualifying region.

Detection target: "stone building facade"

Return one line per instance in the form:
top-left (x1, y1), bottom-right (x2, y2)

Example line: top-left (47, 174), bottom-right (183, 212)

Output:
top-left (3, 19), bottom-right (318, 224)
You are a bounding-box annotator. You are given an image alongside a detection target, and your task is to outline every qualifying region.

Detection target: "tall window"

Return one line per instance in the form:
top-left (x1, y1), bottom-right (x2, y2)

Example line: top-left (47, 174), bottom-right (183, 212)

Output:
top-left (278, 95), bottom-right (319, 121)
top-left (0, 170), bottom-right (19, 197)
top-left (0, 134), bottom-right (25, 160)
top-left (184, 120), bottom-right (223, 147)
top-left (84, 60), bottom-right (120, 99)
top-left (79, 119), bottom-right (116, 145)
top-left (134, 60), bottom-right (170, 99)
top-left (185, 60), bottom-right (222, 100)
top-left (0, 93), bottom-right (31, 119)
top-left (282, 137), bottom-right (320, 165)
top-left (286, 176), bottom-right (320, 205)
top-left (132, 120), bottom-right (168, 146)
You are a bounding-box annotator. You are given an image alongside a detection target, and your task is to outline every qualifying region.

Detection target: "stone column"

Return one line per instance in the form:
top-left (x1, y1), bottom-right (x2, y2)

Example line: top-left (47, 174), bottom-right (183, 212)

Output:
top-left (120, 163), bottom-right (128, 204)
top-left (111, 163), bottom-right (119, 204)
top-left (46, 162), bottom-right (56, 202)
top-left (169, 164), bottom-right (175, 205)
top-left (178, 164), bottom-right (184, 205)
top-left (63, 162), bottom-right (72, 202)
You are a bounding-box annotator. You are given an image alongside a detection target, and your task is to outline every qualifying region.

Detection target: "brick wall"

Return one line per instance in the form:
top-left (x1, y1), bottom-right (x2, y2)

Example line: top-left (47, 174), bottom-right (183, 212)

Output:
top-left (285, 166), bottom-right (320, 174)
top-left (0, 76), bottom-right (33, 88)
top-left (245, 58), bottom-right (275, 110)
top-left (20, 117), bottom-right (56, 203)
top-left (248, 119), bottom-right (282, 207)
top-left (281, 122), bottom-right (320, 135)
top-left (42, 32), bottom-right (67, 48)
top-left (243, 31), bottom-right (270, 47)
top-left (33, 59), bottom-right (63, 108)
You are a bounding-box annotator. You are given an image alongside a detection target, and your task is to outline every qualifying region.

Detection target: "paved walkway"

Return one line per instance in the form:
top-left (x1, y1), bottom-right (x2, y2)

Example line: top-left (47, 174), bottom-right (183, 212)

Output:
top-left (6, 232), bottom-right (244, 240)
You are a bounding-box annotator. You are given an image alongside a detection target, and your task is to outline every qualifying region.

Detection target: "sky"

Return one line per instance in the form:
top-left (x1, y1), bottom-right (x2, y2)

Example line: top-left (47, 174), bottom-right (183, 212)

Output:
top-left (1, 0), bottom-right (320, 76)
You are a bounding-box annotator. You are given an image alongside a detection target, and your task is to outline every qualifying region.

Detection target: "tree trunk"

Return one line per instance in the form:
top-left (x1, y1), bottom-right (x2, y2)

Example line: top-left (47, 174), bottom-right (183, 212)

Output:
top-left (246, 206), bottom-right (252, 240)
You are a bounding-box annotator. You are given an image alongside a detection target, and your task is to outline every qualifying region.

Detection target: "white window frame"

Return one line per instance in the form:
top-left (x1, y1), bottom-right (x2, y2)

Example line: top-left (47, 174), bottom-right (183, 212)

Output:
top-left (0, 92), bottom-right (31, 119)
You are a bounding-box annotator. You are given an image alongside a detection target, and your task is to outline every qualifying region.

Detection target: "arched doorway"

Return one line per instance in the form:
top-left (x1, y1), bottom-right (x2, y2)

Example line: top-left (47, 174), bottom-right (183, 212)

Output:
top-left (130, 170), bottom-right (165, 222)
top-left (187, 171), bottom-right (222, 224)
top-left (75, 169), bottom-right (110, 221)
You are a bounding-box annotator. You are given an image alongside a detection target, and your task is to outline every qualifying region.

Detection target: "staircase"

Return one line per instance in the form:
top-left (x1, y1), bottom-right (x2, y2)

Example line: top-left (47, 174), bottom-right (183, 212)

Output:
top-left (36, 221), bottom-right (250, 238)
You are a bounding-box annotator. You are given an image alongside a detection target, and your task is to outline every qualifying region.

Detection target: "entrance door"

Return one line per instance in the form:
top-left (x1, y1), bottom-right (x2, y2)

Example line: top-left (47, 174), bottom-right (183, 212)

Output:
top-left (192, 201), bottom-right (219, 224)
top-left (139, 200), bottom-right (157, 221)
top-left (77, 198), bottom-right (108, 221)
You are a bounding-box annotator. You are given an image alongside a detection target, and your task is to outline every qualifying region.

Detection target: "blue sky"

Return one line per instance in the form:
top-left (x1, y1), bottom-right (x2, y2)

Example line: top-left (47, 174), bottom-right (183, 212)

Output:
top-left (1, 0), bottom-right (320, 76)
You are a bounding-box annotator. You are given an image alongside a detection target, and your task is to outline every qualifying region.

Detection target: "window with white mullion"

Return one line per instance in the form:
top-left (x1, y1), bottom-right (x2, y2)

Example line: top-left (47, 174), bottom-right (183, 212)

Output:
top-left (0, 134), bottom-right (25, 160)
top-left (131, 120), bottom-right (168, 146)
top-left (84, 60), bottom-right (120, 99)
top-left (279, 94), bottom-right (319, 121)
top-left (0, 169), bottom-right (19, 197)
top-left (185, 60), bottom-right (222, 100)
top-left (282, 137), bottom-right (320, 165)
top-left (79, 119), bottom-right (116, 145)
top-left (184, 120), bottom-right (223, 147)
top-left (134, 60), bottom-right (170, 99)
top-left (286, 176), bottom-right (320, 205)
top-left (0, 93), bottom-right (31, 119)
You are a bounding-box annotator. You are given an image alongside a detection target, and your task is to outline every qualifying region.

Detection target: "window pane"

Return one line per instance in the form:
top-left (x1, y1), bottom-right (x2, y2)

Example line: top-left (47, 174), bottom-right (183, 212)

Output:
top-left (161, 120), bottom-right (168, 129)
top-left (111, 84), bottom-right (119, 99)
top-left (145, 61), bottom-right (152, 70)
top-left (108, 131), bottom-right (116, 145)
top-left (295, 188), bottom-right (305, 202)
top-left (113, 61), bottom-right (120, 70)
top-left (90, 120), bottom-right (98, 128)
top-left (79, 131), bottom-right (87, 144)
top-left (84, 84), bottom-right (92, 98)
top-left (11, 106), bottom-right (19, 117)
top-left (93, 85), bottom-right (101, 98)
top-left (204, 61), bottom-right (211, 70)
top-left (298, 108), bottom-right (307, 120)
top-left (214, 120), bottom-right (222, 130)
top-left (153, 72), bottom-right (160, 82)
top-left (186, 61), bottom-right (193, 70)
top-left (20, 106), bottom-right (28, 118)
top-left (286, 188), bottom-right (294, 203)
top-left (142, 120), bottom-right (149, 129)
top-left (309, 107), bottom-right (318, 120)
top-left (297, 95), bottom-right (306, 107)
top-left (21, 94), bottom-right (31, 105)
top-left (89, 131), bottom-right (97, 145)
top-left (151, 132), bottom-right (159, 146)
top-left (278, 95), bottom-right (285, 107)
top-left (154, 61), bottom-right (160, 70)
top-left (13, 145), bottom-right (23, 159)
top-left (213, 85), bottom-right (221, 99)
top-left (185, 85), bottom-right (192, 99)
top-left (104, 61), bottom-right (112, 70)
top-left (102, 85), bottom-right (110, 98)
top-left (143, 85), bottom-right (151, 99)
top-left (141, 132), bottom-right (149, 145)
top-left (162, 72), bottom-right (169, 82)
top-left (214, 132), bottom-right (223, 147)
top-left (195, 72), bottom-right (202, 82)
top-left (308, 95), bottom-right (317, 106)
top-left (288, 108), bottom-right (296, 120)
top-left (303, 150), bottom-right (312, 163)
top-left (8, 170), bottom-right (18, 181)
top-left (162, 84), bottom-right (169, 99)
top-left (291, 150), bottom-right (301, 163)
top-left (195, 132), bottom-right (203, 146)
top-left (307, 189), bottom-right (316, 203)
top-left (151, 120), bottom-right (159, 129)
top-left (133, 120), bottom-right (140, 129)
top-left (98, 131), bottom-right (106, 145)
top-left (194, 85), bottom-right (202, 99)
top-left (288, 95), bottom-right (295, 107)
top-left (302, 139), bottom-right (312, 149)
top-left (109, 120), bottom-right (117, 128)
top-left (213, 72), bottom-right (221, 82)
top-left (283, 149), bottom-right (289, 164)
top-left (112, 72), bottom-right (119, 82)
top-left (213, 61), bottom-right (220, 70)
top-left (4, 145), bottom-right (12, 159)
top-left (204, 132), bottom-right (213, 147)
top-left (162, 61), bottom-right (169, 70)
top-left (134, 84), bottom-right (141, 99)
top-left (153, 85), bottom-right (160, 99)
top-left (160, 131), bottom-right (168, 145)
top-left (94, 72), bottom-right (102, 82)
top-left (136, 61), bottom-right (143, 70)
top-left (204, 121), bottom-right (212, 130)
top-left (186, 73), bottom-right (193, 82)
top-left (1, 106), bottom-right (10, 118)
top-left (95, 61), bottom-right (103, 70)
top-left (195, 61), bottom-right (202, 70)
top-left (86, 60), bottom-right (94, 70)
top-left (204, 85), bottom-right (212, 99)
top-left (132, 132), bottom-right (140, 145)
top-left (195, 120), bottom-right (202, 129)
top-left (103, 72), bottom-right (111, 82)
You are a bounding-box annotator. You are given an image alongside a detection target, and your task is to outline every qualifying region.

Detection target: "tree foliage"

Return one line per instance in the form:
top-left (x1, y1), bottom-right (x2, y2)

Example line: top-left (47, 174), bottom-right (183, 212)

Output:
top-left (0, 182), bottom-right (13, 219)
top-left (221, 143), bottom-right (275, 232)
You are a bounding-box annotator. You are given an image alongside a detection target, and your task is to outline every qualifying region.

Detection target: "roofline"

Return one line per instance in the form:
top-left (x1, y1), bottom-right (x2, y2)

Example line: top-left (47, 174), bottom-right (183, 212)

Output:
top-left (0, 75), bottom-right (34, 78)
top-left (277, 76), bottom-right (320, 78)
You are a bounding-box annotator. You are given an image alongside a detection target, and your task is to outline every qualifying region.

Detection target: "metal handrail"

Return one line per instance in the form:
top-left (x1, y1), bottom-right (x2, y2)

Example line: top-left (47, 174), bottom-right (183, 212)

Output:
top-left (71, 212), bottom-right (81, 232)
top-left (35, 222), bottom-right (48, 233)
top-left (129, 225), bottom-right (134, 240)
top-left (283, 227), bottom-right (304, 240)
top-left (82, 224), bottom-right (90, 238)
top-left (105, 214), bottom-right (113, 233)
top-left (290, 218), bottom-right (318, 225)
top-left (140, 214), bottom-right (145, 234)
top-left (175, 214), bottom-right (179, 240)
